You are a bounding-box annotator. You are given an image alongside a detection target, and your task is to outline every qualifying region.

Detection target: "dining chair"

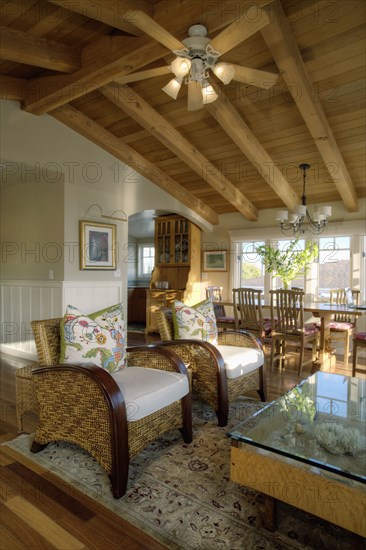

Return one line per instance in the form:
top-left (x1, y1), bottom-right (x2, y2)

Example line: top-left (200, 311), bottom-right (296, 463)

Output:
top-left (17, 309), bottom-right (192, 499)
top-left (327, 289), bottom-right (360, 364)
top-left (270, 289), bottom-right (319, 376)
top-left (206, 286), bottom-right (235, 330)
top-left (352, 332), bottom-right (366, 376)
top-left (232, 287), bottom-right (272, 346)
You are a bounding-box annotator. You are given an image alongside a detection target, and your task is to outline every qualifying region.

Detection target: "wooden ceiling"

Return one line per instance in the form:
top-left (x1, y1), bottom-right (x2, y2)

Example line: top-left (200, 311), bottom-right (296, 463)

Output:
top-left (1, 0), bottom-right (365, 225)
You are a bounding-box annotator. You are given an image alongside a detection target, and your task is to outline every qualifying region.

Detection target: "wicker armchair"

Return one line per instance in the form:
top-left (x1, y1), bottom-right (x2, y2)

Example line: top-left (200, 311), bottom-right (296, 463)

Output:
top-left (156, 309), bottom-right (266, 427)
top-left (22, 318), bottom-right (192, 499)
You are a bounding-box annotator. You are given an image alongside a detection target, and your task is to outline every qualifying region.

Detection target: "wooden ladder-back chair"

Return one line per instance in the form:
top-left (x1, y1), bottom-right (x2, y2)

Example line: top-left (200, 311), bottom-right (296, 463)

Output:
top-left (17, 317), bottom-right (192, 499)
top-left (206, 286), bottom-right (235, 330)
top-left (328, 289), bottom-right (360, 364)
top-left (270, 289), bottom-right (319, 376)
top-left (156, 308), bottom-right (266, 427)
top-left (232, 288), bottom-right (272, 345)
top-left (352, 332), bottom-right (366, 376)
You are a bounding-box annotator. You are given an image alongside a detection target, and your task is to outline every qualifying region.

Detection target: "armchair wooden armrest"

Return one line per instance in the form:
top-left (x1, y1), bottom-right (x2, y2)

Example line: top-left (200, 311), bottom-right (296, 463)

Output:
top-left (157, 339), bottom-right (228, 426)
top-left (30, 363), bottom-right (128, 498)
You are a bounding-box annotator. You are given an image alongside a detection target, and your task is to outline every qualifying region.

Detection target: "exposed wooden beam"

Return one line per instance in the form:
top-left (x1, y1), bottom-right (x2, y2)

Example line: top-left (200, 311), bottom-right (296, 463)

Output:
top-left (0, 26), bottom-right (80, 72)
top-left (0, 76), bottom-right (26, 101)
top-left (48, 0), bottom-right (153, 36)
top-left (51, 104), bottom-right (218, 226)
top-left (114, 66), bottom-right (171, 85)
top-left (24, 36), bottom-right (166, 115)
top-left (205, 85), bottom-right (300, 212)
top-left (123, 10), bottom-right (185, 50)
top-left (101, 84), bottom-right (258, 221)
top-left (261, 0), bottom-right (358, 212)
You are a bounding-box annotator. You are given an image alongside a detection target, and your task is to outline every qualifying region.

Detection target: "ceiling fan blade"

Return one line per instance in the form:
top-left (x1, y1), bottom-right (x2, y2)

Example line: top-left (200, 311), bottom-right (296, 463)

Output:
top-left (187, 81), bottom-right (203, 111)
top-left (114, 66), bottom-right (171, 84)
top-left (132, 10), bottom-right (185, 51)
top-left (209, 8), bottom-right (270, 55)
top-left (231, 64), bottom-right (278, 89)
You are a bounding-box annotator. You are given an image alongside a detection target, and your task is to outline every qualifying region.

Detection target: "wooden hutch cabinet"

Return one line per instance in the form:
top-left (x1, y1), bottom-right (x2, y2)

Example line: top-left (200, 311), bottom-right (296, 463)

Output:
top-left (156, 215), bottom-right (190, 265)
top-left (146, 214), bottom-right (202, 333)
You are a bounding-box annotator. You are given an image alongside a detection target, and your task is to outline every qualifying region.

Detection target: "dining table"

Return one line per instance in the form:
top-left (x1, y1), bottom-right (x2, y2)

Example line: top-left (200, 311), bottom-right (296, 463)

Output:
top-left (214, 299), bottom-right (365, 370)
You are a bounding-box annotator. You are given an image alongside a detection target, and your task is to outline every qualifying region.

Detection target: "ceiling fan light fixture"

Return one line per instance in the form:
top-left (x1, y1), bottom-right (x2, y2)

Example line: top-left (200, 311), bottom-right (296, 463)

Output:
top-left (162, 77), bottom-right (182, 99)
top-left (213, 62), bottom-right (235, 85)
top-left (170, 56), bottom-right (191, 78)
top-left (202, 81), bottom-right (218, 104)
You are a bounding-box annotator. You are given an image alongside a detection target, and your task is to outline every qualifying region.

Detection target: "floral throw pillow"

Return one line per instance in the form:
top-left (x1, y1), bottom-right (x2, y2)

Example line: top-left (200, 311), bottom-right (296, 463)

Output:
top-left (59, 303), bottom-right (127, 373)
top-left (172, 299), bottom-right (218, 344)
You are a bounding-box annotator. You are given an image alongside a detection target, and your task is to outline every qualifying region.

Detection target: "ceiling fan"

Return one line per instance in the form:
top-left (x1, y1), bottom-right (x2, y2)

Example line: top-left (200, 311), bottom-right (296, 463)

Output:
top-left (114, 8), bottom-right (279, 111)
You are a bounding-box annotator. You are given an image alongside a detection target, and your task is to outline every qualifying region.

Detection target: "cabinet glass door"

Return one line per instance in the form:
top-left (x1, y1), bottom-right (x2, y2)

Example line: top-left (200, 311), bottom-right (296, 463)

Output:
top-left (157, 221), bottom-right (171, 264)
top-left (174, 219), bottom-right (189, 264)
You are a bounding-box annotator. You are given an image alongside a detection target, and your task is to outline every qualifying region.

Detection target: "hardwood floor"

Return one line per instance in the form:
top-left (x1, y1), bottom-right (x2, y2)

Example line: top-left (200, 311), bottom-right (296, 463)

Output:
top-left (1, 333), bottom-right (364, 549)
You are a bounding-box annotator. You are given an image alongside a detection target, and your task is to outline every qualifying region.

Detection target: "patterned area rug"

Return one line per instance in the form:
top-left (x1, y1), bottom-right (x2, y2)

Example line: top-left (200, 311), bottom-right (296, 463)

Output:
top-left (3, 399), bottom-right (358, 549)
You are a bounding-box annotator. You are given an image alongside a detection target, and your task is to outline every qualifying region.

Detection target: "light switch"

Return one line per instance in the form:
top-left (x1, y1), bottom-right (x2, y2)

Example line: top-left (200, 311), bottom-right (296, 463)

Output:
top-left (114, 269), bottom-right (121, 278)
top-left (48, 269), bottom-right (54, 280)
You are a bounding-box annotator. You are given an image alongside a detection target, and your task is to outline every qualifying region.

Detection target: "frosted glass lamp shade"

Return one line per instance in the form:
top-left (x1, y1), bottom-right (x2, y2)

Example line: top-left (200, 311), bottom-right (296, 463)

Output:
top-left (319, 205), bottom-right (332, 217)
top-left (213, 62), bottom-right (235, 85)
top-left (162, 78), bottom-right (182, 99)
top-left (276, 210), bottom-right (288, 222)
top-left (202, 82), bottom-right (218, 104)
top-left (295, 204), bottom-right (307, 217)
top-left (170, 57), bottom-right (191, 78)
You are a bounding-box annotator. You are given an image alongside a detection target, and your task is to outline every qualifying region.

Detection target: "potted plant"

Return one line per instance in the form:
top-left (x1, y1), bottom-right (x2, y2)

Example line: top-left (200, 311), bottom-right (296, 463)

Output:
top-left (256, 239), bottom-right (318, 289)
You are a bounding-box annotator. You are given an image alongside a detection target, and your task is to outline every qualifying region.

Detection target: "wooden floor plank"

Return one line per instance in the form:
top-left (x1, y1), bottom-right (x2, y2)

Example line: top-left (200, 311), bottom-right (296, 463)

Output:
top-left (0, 503), bottom-right (55, 550)
top-left (5, 496), bottom-right (86, 550)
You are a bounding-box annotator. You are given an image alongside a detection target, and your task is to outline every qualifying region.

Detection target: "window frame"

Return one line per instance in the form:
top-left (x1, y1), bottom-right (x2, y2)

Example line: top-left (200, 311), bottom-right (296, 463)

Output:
top-left (137, 243), bottom-right (155, 278)
top-left (233, 234), bottom-right (365, 302)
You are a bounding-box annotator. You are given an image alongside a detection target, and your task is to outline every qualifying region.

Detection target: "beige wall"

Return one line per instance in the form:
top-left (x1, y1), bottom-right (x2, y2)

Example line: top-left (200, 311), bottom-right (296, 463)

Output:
top-left (0, 168), bottom-right (64, 280)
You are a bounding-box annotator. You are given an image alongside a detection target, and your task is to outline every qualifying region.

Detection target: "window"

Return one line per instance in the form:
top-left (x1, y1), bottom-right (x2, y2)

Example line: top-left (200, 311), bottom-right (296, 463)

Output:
top-left (237, 241), bottom-right (265, 289)
top-left (138, 244), bottom-right (155, 278)
top-left (318, 236), bottom-right (350, 294)
top-left (233, 233), bottom-right (364, 301)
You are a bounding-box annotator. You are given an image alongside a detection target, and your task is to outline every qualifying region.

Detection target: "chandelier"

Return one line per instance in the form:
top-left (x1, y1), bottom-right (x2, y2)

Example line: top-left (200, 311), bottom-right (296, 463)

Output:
top-left (161, 24), bottom-right (234, 111)
top-left (276, 164), bottom-right (332, 237)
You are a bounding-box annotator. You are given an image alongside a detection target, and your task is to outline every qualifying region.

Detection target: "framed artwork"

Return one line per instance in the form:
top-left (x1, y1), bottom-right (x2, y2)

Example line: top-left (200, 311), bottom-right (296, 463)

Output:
top-left (79, 220), bottom-right (116, 270)
top-left (202, 250), bottom-right (227, 272)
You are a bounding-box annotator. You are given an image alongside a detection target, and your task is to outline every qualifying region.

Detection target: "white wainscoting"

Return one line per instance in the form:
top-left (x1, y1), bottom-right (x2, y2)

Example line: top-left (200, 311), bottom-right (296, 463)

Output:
top-left (0, 280), bottom-right (122, 359)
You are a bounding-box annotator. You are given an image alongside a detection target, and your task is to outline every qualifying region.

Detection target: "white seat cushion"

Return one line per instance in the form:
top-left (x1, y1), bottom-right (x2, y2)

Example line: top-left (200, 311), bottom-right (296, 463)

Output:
top-left (112, 367), bottom-right (189, 421)
top-left (215, 345), bottom-right (264, 380)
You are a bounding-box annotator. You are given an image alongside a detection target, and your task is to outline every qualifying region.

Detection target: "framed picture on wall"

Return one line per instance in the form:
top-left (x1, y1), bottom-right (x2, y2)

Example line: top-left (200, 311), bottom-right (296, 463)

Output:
top-left (79, 220), bottom-right (116, 270)
top-left (202, 250), bottom-right (227, 272)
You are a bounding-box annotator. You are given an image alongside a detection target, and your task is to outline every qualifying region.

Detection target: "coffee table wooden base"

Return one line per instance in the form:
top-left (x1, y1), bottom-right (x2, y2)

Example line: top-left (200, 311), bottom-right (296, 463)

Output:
top-left (231, 443), bottom-right (366, 537)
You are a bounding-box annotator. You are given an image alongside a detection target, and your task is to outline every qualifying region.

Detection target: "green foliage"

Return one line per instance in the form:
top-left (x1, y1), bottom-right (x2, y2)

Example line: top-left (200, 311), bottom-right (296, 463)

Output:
top-left (242, 262), bottom-right (261, 280)
top-left (255, 239), bottom-right (318, 289)
top-left (280, 387), bottom-right (316, 423)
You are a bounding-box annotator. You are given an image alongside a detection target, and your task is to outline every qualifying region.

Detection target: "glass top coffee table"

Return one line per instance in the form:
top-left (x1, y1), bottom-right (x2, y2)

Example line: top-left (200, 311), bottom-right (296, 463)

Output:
top-left (228, 372), bottom-right (366, 536)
